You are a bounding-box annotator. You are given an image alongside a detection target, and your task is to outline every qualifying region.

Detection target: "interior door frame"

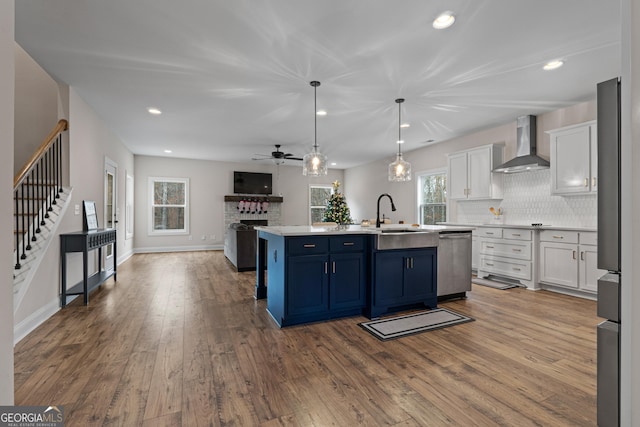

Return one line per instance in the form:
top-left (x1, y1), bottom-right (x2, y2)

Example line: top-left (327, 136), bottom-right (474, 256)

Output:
top-left (104, 157), bottom-right (118, 269)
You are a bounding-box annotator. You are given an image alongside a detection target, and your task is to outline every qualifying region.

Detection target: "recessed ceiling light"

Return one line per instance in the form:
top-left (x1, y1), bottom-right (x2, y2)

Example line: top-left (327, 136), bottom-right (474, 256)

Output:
top-left (316, 110), bottom-right (327, 116)
top-left (543, 60), bottom-right (564, 71)
top-left (148, 107), bottom-right (162, 115)
top-left (433, 12), bottom-right (455, 29)
top-left (330, 162), bottom-right (337, 166)
top-left (397, 140), bottom-right (405, 144)
top-left (400, 123), bottom-right (410, 128)
top-left (164, 149), bottom-right (172, 154)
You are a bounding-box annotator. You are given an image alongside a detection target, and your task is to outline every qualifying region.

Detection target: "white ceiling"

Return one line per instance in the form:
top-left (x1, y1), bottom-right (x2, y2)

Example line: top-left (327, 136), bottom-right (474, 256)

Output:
top-left (15, 0), bottom-right (621, 169)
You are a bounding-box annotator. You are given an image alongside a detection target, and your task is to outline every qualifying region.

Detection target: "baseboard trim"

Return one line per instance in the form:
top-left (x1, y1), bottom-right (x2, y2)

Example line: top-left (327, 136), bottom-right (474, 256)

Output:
top-left (13, 297), bottom-right (72, 345)
top-left (134, 245), bottom-right (224, 254)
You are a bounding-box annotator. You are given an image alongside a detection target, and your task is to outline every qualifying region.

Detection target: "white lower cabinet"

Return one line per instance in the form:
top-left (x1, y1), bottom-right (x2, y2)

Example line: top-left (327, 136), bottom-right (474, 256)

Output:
top-left (539, 230), bottom-right (606, 295)
top-left (471, 231), bottom-right (478, 270)
top-left (476, 227), bottom-right (537, 289)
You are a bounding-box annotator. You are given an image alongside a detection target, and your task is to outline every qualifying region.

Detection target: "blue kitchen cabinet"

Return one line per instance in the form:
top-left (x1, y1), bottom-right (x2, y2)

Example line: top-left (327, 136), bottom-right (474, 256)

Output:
top-left (269, 235), bottom-right (367, 326)
top-left (369, 247), bottom-right (437, 318)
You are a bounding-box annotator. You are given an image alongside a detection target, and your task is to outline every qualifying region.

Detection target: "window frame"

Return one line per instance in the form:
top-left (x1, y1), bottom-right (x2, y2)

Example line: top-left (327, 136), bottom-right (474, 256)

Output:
top-left (309, 184), bottom-right (334, 225)
top-left (416, 168), bottom-right (448, 225)
top-left (148, 176), bottom-right (190, 236)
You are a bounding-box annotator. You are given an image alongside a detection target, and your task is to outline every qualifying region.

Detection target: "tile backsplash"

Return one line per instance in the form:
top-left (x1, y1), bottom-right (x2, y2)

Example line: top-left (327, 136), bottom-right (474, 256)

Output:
top-left (456, 169), bottom-right (597, 227)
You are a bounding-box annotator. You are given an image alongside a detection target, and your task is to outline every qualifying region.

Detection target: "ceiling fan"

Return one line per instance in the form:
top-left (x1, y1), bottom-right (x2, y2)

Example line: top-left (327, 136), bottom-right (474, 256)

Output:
top-left (252, 145), bottom-right (303, 164)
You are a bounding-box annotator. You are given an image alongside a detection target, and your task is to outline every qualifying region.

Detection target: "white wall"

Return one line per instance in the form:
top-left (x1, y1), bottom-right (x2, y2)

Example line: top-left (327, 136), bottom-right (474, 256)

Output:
top-left (0, 0), bottom-right (15, 405)
top-left (14, 43), bottom-right (58, 174)
top-left (13, 87), bottom-right (134, 331)
top-left (134, 156), bottom-right (344, 252)
top-left (345, 100), bottom-right (596, 225)
top-left (621, 0), bottom-right (640, 424)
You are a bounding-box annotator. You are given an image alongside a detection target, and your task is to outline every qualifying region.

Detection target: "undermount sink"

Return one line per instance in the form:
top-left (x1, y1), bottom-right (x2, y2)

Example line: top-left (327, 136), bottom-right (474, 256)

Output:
top-left (375, 230), bottom-right (439, 250)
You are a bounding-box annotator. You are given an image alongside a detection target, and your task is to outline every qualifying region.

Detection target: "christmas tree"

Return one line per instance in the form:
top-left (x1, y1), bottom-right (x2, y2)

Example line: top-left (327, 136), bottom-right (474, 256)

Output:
top-left (324, 181), bottom-right (352, 224)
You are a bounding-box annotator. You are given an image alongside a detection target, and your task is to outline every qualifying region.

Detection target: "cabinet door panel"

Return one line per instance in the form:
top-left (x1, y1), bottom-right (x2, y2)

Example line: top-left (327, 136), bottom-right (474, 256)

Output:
top-left (448, 152), bottom-right (468, 200)
top-left (330, 253), bottom-right (365, 310)
top-left (404, 249), bottom-right (437, 300)
top-left (580, 245), bottom-right (606, 293)
top-left (287, 255), bottom-right (329, 316)
top-left (551, 125), bottom-right (592, 194)
top-left (374, 252), bottom-right (405, 305)
top-left (467, 147), bottom-right (491, 199)
top-left (539, 242), bottom-right (578, 288)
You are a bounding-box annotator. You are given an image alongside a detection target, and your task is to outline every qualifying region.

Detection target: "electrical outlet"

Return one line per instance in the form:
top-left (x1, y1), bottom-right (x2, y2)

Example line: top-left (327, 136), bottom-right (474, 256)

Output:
top-left (74, 204), bottom-right (80, 215)
top-left (188, 235), bottom-right (193, 241)
top-left (210, 234), bottom-right (216, 240)
top-left (201, 235), bottom-right (206, 240)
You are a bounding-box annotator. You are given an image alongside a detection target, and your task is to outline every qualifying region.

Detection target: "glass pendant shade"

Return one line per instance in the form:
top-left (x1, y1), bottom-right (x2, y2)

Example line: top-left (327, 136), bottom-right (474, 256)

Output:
top-left (303, 80), bottom-right (328, 176)
top-left (303, 148), bottom-right (328, 176)
top-left (389, 153), bottom-right (412, 181)
top-left (388, 98), bottom-right (412, 181)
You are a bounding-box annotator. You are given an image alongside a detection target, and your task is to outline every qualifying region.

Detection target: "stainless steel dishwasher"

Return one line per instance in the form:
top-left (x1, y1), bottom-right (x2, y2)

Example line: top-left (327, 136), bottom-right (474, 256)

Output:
top-left (437, 231), bottom-right (472, 300)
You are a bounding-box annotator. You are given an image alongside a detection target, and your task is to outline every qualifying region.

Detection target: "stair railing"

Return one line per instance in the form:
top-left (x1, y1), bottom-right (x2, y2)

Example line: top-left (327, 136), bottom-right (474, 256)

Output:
top-left (13, 119), bottom-right (68, 270)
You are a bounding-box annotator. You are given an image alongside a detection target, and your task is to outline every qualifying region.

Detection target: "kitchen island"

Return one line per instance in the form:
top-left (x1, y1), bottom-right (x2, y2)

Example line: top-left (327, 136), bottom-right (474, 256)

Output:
top-left (255, 224), bottom-right (473, 327)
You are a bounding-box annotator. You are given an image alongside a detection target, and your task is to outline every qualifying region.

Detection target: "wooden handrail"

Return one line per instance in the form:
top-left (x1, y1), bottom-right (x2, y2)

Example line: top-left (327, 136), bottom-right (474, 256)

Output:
top-left (13, 119), bottom-right (68, 189)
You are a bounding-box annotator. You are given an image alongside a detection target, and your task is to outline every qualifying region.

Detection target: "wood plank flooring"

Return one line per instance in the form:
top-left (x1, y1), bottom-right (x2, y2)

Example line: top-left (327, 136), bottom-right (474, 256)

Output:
top-left (14, 251), bottom-right (599, 426)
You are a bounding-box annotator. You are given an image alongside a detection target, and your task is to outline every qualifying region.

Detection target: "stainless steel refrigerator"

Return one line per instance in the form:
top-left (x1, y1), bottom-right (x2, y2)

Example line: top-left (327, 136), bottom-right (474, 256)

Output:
top-left (596, 77), bottom-right (621, 427)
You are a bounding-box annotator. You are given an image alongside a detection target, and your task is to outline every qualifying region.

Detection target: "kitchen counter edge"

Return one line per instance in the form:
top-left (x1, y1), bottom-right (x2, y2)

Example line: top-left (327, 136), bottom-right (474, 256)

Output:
top-left (255, 224), bottom-right (474, 237)
top-left (437, 222), bottom-right (596, 232)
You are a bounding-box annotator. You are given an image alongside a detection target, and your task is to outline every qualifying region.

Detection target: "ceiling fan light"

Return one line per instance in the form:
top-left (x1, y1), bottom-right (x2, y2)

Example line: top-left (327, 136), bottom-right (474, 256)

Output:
top-left (433, 12), bottom-right (455, 29)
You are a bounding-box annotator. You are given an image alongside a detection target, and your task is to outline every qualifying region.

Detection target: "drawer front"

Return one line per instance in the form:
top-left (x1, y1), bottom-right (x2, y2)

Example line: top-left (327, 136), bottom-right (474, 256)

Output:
top-left (480, 256), bottom-right (531, 281)
top-left (477, 227), bottom-right (503, 238)
top-left (540, 230), bottom-right (579, 244)
top-left (287, 237), bottom-right (329, 255)
top-left (480, 239), bottom-right (532, 261)
top-left (329, 235), bottom-right (366, 252)
top-left (579, 232), bottom-right (598, 246)
top-left (502, 228), bottom-right (532, 241)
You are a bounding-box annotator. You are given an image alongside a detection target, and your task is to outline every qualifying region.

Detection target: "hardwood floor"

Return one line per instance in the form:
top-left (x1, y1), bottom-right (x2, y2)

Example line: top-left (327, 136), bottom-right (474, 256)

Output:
top-left (14, 251), bottom-right (599, 426)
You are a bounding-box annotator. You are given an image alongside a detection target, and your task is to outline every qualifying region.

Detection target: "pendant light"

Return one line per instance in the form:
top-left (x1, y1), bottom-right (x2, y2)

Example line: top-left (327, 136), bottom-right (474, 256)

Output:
top-left (388, 98), bottom-right (412, 181)
top-left (303, 81), bottom-right (328, 176)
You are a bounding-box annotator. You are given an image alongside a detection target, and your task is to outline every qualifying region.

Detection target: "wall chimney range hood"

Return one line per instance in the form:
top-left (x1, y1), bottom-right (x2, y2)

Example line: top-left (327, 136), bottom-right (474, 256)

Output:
top-left (493, 115), bottom-right (550, 173)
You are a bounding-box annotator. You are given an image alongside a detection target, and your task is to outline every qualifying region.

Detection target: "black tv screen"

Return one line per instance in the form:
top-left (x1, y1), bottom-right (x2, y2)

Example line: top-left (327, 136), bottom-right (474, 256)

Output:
top-left (234, 171), bottom-right (272, 195)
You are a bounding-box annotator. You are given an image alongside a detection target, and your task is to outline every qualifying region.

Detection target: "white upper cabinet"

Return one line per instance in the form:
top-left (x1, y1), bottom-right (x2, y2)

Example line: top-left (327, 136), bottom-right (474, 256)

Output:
top-left (548, 121), bottom-right (597, 195)
top-left (448, 144), bottom-right (504, 200)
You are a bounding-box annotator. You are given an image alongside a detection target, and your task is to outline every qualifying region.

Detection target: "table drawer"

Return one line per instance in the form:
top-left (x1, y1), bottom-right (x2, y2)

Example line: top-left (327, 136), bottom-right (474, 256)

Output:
top-left (480, 239), bottom-right (531, 261)
top-left (540, 230), bottom-right (578, 244)
top-left (287, 237), bottom-right (329, 255)
top-left (480, 256), bottom-right (531, 281)
top-left (579, 232), bottom-right (598, 246)
top-left (477, 227), bottom-right (503, 238)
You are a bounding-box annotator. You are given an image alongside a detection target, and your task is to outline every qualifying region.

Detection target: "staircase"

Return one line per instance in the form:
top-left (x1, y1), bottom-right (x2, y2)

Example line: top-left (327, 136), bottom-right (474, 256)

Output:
top-left (13, 119), bottom-right (70, 312)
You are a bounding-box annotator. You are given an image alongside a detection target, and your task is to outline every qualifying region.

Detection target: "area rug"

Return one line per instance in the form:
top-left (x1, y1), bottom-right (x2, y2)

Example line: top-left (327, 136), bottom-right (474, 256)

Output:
top-left (472, 277), bottom-right (518, 290)
top-left (359, 308), bottom-right (474, 341)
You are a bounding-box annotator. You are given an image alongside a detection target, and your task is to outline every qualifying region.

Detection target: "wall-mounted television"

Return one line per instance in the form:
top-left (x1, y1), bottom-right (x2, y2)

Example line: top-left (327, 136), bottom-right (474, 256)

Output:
top-left (233, 171), bottom-right (273, 195)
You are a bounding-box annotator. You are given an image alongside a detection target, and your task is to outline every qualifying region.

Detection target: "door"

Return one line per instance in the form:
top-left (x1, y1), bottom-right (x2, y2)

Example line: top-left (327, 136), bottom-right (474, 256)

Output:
top-left (329, 252), bottom-right (365, 310)
top-left (104, 158), bottom-right (118, 271)
top-left (404, 249), bottom-right (437, 301)
top-left (286, 255), bottom-right (329, 316)
top-left (447, 152), bottom-right (468, 200)
top-left (467, 146), bottom-right (491, 199)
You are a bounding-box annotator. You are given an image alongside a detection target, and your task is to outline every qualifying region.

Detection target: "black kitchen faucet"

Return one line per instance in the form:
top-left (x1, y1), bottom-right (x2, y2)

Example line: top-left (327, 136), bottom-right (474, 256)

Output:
top-left (376, 193), bottom-right (396, 228)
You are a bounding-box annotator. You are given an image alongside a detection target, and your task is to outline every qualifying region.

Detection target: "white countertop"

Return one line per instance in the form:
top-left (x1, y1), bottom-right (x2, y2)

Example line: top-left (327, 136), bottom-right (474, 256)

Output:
top-left (438, 222), bottom-right (597, 232)
top-left (255, 224), bottom-right (475, 237)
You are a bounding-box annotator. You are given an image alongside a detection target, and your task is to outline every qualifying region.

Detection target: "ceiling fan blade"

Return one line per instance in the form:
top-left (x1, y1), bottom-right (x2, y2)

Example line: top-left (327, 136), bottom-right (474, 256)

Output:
top-left (284, 156), bottom-right (303, 161)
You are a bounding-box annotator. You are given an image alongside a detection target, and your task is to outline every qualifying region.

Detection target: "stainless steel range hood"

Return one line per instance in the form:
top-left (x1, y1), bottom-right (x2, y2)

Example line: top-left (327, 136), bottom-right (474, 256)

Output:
top-left (493, 115), bottom-right (550, 173)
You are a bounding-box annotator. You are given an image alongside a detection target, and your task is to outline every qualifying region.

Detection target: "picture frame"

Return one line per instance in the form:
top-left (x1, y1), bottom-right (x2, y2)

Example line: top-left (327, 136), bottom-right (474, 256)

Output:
top-left (83, 200), bottom-right (99, 231)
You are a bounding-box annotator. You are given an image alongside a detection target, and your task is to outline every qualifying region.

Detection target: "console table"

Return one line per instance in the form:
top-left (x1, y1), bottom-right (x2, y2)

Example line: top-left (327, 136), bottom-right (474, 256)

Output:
top-left (60, 229), bottom-right (117, 307)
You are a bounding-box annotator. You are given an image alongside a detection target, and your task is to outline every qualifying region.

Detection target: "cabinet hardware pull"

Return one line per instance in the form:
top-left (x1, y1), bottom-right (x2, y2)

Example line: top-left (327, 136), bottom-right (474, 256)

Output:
top-left (573, 250), bottom-right (577, 260)
top-left (581, 251), bottom-right (585, 261)
top-left (406, 258), bottom-right (410, 269)
top-left (512, 233), bottom-right (521, 237)
top-left (343, 242), bottom-right (355, 246)
top-left (552, 235), bottom-right (563, 239)
top-left (592, 177), bottom-right (597, 187)
top-left (486, 262), bottom-right (494, 266)
top-left (512, 248), bottom-right (522, 252)
top-left (410, 257), bottom-right (414, 269)
top-left (513, 267), bottom-right (521, 271)
top-left (486, 232), bottom-right (494, 235)
top-left (584, 178), bottom-right (589, 187)
top-left (303, 244), bottom-right (316, 248)
top-left (332, 261), bottom-right (336, 273)
top-left (324, 262), bottom-right (328, 274)
top-left (486, 245), bottom-right (494, 248)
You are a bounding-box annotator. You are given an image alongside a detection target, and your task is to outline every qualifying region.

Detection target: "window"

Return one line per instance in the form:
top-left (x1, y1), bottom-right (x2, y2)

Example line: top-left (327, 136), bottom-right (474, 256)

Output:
top-left (418, 170), bottom-right (447, 225)
top-left (309, 185), bottom-right (333, 224)
top-left (149, 177), bottom-right (189, 234)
